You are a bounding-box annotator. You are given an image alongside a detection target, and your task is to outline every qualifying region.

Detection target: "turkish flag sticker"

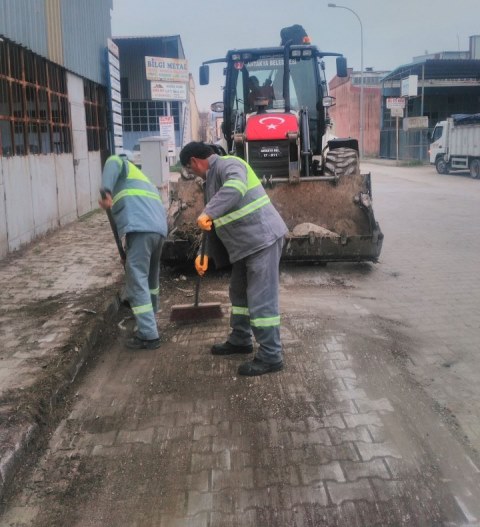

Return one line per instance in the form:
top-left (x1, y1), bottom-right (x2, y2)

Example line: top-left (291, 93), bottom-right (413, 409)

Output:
top-left (245, 113), bottom-right (299, 140)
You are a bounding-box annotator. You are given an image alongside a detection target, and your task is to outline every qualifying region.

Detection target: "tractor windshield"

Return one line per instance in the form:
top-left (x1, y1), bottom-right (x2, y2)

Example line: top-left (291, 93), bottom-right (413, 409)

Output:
top-left (224, 53), bottom-right (323, 152)
top-left (229, 55), bottom-right (318, 115)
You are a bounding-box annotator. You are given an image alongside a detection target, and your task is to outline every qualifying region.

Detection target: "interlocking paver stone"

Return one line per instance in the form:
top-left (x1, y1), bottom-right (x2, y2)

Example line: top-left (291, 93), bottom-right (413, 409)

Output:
top-left (2, 166), bottom-right (480, 524)
top-left (326, 480), bottom-right (376, 505)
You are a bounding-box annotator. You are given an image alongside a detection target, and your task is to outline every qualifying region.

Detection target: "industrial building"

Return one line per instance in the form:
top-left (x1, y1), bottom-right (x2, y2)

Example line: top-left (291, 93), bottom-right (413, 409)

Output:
top-left (0, 2), bottom-right (202, 260)
top-left (329, 35), bottom-right (480, 161)
top-left (380, 35), bottom-right (480, 160)
top-left (0, 0), bottom-right (113, 258)
top-left (112, 35), bottom-right (201, 154)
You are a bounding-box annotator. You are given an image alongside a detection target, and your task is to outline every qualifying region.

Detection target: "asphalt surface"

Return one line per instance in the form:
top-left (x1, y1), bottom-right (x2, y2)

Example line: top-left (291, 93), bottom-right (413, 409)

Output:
top-left (1, 162), bottom-right (480, 526)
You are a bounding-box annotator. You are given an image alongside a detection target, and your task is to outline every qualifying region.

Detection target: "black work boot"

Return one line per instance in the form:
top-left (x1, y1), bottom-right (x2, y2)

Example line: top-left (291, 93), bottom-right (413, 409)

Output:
top-left (238, 357), bottom-right (283, 376)
top-left (211, 341), bottom-right (253, 355)
top-left (126, 336), bottom-right (161, 350)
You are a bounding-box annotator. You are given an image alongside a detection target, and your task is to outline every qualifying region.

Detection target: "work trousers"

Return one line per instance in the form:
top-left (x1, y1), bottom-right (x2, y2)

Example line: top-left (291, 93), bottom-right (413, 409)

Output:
top-left (125, 232), bottom-right (164, 340)
top-left (228, 237), bottom-right (284, 365)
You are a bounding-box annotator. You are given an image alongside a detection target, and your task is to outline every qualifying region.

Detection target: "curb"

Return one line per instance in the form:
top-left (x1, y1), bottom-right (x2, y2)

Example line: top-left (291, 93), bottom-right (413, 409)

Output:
top-left (0, 293), bottom-right (121, 503)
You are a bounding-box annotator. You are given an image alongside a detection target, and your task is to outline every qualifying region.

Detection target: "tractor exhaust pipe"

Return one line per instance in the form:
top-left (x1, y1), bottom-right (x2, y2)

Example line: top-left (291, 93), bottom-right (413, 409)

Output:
top-left (283, 41), bottom-right (291, 114)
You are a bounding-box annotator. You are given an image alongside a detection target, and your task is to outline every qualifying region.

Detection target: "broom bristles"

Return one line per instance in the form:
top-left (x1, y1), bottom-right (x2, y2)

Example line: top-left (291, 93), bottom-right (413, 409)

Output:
top-left (169, 302), bottom-right (223, 323)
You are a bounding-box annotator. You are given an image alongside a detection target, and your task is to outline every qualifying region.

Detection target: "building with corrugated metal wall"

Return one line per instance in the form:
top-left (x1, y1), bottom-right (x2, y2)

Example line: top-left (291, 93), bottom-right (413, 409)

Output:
top-left (113, 36), bottom-right (201, 154)
top-left (380, 37), bottom-right (480, 161)
top-left (0, 0), bottom-right (112, 259)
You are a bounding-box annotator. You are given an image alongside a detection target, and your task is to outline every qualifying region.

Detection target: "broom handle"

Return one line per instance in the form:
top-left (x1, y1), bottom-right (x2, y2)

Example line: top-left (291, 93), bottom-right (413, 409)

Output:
top-left (100, 190), bottom-right (127, 266)
top-left (194, 231), bottom-right (207, 307)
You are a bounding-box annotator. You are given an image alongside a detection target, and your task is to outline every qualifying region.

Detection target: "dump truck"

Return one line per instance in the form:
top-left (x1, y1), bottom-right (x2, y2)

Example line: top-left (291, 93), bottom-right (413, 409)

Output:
top-left (429, 114), bottom-right (480, 178)
top-left (162, 25), bottom-right (383, 266)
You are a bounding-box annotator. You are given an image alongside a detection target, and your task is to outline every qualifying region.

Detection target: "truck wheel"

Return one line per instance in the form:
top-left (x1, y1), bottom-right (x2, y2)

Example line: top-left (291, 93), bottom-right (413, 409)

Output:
top-left (469, 159), bottom-right (480, 179)
top-left (435, 157), bottom-right (449, 174)
top-left (324, 147), bottom-right (359, 178)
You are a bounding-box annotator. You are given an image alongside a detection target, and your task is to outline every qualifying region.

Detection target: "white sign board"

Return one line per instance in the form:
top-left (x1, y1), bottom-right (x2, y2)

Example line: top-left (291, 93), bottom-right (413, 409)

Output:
top-left (145, 57), bottom-right (189, 82)
top-left (107, 38), bottom-right (123, 151)
top-left (159, 116), bottom-right (176, 155)
top-left (386, 97), bottom-right (406, 109)
top-left (401, 75), bottom-right (418, 97)
top-left (151, 81), bottom-right (187, 101)
top-left (391, 107), bottom-right (404, 118)
top-left (403, 116), bottom-right (429, 131)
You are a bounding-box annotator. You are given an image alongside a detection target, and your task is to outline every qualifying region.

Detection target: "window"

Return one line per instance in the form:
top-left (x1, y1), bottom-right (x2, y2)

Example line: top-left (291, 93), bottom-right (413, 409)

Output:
top-left (0, 37), bottom-right (71, 157)
top-left (122, 100), bottom-right (181, 132)
top-left (84, 79), bottom-right (107, 151)
top-left (431, 125), bottom-right (443, 143)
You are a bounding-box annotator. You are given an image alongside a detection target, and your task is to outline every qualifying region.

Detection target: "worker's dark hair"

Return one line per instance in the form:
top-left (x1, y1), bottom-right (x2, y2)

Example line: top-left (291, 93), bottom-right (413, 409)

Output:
top-left (179, 142), bottom-right (215, 166)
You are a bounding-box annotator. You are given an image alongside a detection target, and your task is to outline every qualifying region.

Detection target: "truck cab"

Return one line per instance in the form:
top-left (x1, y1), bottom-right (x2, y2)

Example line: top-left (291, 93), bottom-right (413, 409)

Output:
top-left (430, 115), bottom-right (480, 178)
top-left (429, 121), bottom-right (448, 174)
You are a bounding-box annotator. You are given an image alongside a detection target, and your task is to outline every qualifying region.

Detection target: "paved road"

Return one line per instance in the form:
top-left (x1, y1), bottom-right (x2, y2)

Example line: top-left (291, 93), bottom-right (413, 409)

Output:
top-left (360, 162), bottom-right (480, 450)
top-left (1, 163), bottom-right (479, 526)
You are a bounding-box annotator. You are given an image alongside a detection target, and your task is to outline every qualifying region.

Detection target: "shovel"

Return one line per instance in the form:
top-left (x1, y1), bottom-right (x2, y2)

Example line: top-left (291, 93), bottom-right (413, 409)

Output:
top-left (170, 231), bottom-right (223, 323)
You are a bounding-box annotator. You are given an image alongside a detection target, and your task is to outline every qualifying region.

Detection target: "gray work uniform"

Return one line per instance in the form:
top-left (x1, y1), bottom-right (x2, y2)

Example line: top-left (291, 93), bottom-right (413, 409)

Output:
top-left (203, 155), bottom-right (288, 364)
top-left (102, 156), bottom-right (167, 340)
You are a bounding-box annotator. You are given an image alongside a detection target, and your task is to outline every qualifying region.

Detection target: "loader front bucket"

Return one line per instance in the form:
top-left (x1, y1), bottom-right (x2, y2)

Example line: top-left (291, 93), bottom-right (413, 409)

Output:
top-left (266, 173), bottom-right (383, 263)
top-left (162, 171), bottom-right (383, 265)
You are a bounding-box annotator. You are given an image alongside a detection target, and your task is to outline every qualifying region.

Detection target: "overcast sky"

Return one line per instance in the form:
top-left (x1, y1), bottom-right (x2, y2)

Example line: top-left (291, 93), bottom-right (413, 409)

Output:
top-left (111, 0), bottom-right (480, 111)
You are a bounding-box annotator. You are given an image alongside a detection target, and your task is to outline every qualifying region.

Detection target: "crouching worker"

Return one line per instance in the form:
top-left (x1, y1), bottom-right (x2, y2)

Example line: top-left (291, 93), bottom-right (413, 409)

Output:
top-left (99, 155), bottom-right (167, 350)
top-left (179, 142), bottom-right (288, 376)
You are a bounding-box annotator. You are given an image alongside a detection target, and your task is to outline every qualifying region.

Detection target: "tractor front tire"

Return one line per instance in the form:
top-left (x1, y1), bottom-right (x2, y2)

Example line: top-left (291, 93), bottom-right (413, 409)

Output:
top-left (324, 147), bottom-right (359, 178)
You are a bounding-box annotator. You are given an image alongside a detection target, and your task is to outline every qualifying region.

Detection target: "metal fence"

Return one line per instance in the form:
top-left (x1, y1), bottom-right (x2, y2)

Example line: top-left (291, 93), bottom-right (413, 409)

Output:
top-left (380, 128), bottom-right (432, 161)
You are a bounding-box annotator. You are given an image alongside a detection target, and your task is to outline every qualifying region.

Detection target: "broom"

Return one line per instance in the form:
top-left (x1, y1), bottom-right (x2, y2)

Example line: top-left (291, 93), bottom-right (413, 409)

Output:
top-left (170, 231), bottom-right (223, 322)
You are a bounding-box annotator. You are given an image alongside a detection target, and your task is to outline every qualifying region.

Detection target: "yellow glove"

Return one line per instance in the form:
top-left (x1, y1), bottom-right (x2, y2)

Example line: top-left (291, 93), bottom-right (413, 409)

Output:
top-left (197, 213), bottom-right (213, 231)
top-left (195, 255), bottom-right (208, 276)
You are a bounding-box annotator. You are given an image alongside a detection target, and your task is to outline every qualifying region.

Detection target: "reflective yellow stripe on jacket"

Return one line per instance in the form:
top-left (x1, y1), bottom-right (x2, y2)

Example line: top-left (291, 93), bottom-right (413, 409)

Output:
top-left (110, 157), bottom-right (161, 206)
top-left (213, 156), bottom-right (270, 229)
top-left (112, 188), bottom-right (161, 205)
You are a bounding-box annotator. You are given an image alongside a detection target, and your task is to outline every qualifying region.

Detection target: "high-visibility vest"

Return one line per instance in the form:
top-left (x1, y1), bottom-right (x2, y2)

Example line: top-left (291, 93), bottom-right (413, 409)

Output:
top-left (213, 156), bottom-right (271, 229)
top-left (108, 156), bottom-right (162, 207)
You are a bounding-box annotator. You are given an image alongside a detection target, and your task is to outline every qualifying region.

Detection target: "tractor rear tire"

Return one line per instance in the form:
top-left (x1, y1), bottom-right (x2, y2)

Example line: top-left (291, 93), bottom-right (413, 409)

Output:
top-left (324, 147), bottom-right (359, 178)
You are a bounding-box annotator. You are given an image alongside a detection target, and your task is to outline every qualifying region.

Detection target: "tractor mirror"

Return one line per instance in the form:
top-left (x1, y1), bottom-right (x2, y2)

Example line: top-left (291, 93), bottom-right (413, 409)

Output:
top-left (322, 96), bottom-right (336, 108)
top-left (210, 101), bottom-right (224, 113)
top-left (336, 56), bottom-right (347, 78)
top-left (199, 65), bottom-right (210, 85)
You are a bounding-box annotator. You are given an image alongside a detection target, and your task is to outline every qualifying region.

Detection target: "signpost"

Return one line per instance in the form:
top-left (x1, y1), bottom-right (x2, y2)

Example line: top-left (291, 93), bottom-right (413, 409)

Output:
top-left (107, 39), bottom-right (123, 152)
top-left (386, 99), bottom-right (405, 163)
top-left (146, 57), bottom-right (188, 155)
top-left (401, 75), bottom-right (418, 97)
top-left (403, 116), bottom-right (429, 131)
top-left (159, 116), bottom-right (176, 156)
top-left (386, 97), bottom-right (405, 110)
top-left (145, 57), bottom-right (189, 83)
top-left (151, 82), bottom-right (187, 101)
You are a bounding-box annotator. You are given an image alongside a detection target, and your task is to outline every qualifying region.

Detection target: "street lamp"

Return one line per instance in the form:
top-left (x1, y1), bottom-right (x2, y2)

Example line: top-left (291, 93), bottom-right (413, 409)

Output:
top-left (328, 3), bottom-right (364, 159)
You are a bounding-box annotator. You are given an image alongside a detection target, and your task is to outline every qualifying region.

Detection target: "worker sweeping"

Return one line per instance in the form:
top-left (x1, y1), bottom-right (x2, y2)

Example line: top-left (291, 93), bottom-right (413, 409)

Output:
top-left (99, 154), bottom-right (167, 350)
top-left (179, 142), bottom-right (288, 376)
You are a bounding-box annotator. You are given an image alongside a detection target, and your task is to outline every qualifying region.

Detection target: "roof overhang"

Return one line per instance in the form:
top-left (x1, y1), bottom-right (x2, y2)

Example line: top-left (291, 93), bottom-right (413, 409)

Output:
top-left (382, 59), bottom-right (480, 83)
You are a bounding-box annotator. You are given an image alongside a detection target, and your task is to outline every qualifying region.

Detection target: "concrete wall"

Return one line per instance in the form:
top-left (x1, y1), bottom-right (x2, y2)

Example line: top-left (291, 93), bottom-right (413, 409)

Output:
top-left (68, 73), bottom-right (91, 217)
top-left (0, 150), bottom-right (102, 257)
top-left (0, 160), bottom-right (7, 258)
top-left (0, 72), bottom-right (104, 259)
